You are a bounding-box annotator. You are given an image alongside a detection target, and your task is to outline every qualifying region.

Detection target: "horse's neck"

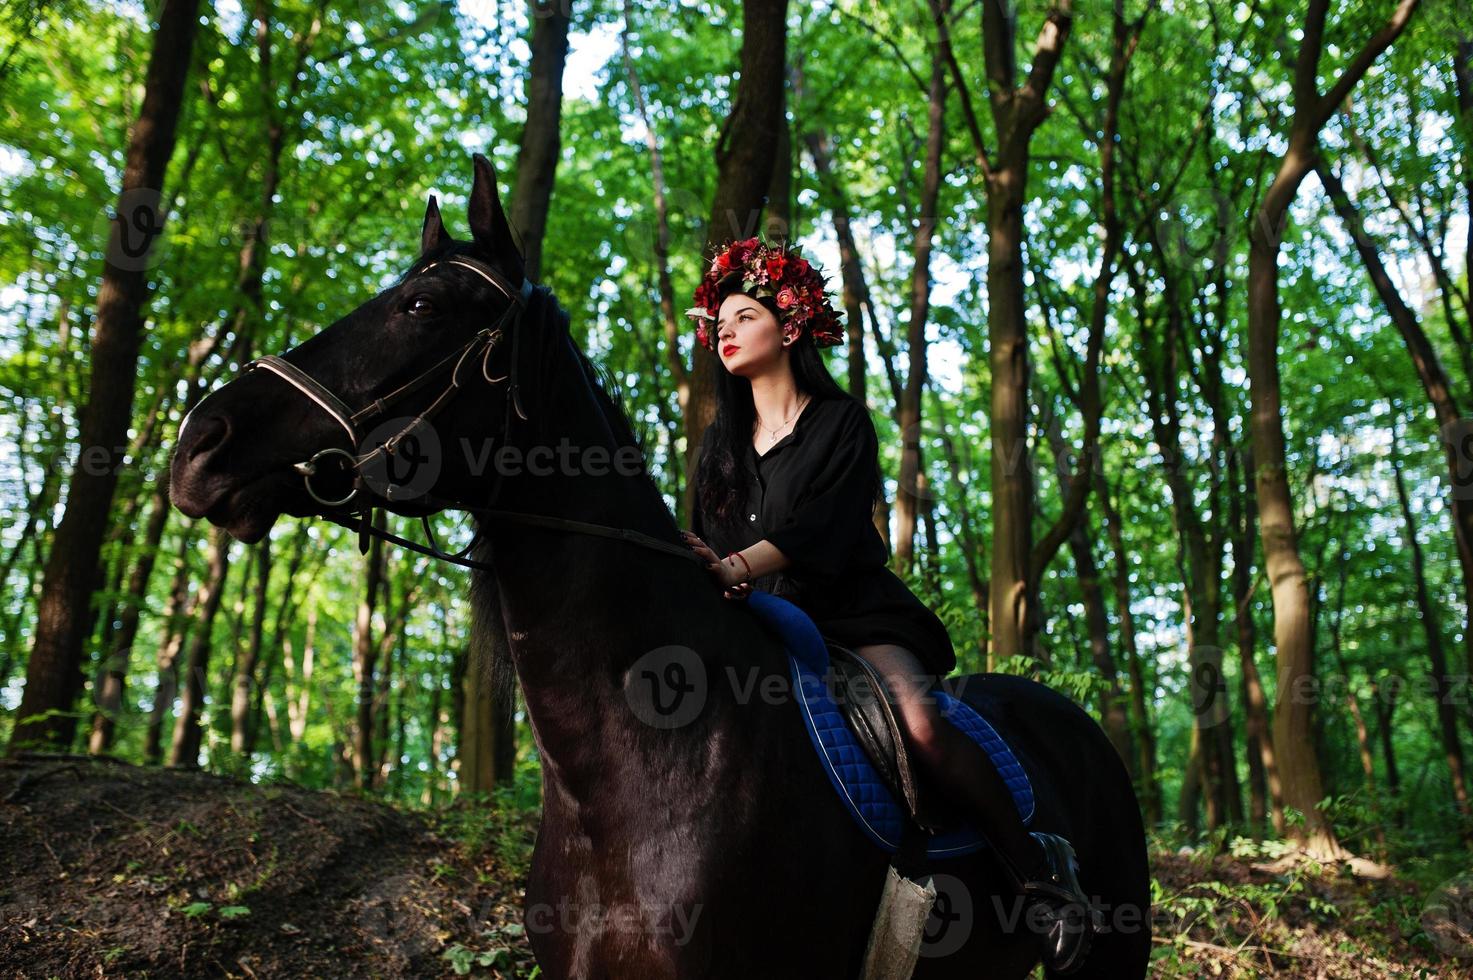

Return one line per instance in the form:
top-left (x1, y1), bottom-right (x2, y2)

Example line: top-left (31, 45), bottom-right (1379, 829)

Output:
top-left (470, 372), bottom-right (709, 798)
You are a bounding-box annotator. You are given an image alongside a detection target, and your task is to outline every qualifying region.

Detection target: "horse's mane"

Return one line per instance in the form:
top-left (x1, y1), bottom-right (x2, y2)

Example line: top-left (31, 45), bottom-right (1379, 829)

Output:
top-left (526, 281), bottom-right (680, 536)
top-left (468, 280), bottom-right (685, 708)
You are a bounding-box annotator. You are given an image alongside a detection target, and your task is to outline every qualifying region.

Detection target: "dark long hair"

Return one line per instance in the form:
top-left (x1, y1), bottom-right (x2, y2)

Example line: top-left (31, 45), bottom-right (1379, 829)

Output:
top-left (694, 289), bottom-right (880, 543)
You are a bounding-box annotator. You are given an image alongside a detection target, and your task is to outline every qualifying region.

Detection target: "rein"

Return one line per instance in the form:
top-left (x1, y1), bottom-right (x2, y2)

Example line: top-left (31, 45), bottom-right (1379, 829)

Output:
top-left (244, 255), bottom-right (704, 573)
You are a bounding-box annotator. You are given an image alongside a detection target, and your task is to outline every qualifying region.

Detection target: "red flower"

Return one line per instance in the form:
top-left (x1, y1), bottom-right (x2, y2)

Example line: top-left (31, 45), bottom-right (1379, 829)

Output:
top-left (690, 236), bottom-right (846, 353)
top-left (728, 238), bottom-right (758, 266)
top-left (694, 280), bottom-right (718, 310)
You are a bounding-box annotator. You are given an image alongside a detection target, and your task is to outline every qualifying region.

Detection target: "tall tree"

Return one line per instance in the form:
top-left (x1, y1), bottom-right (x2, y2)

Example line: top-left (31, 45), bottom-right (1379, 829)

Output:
top-left (168, 526), bottom-right (231, 768)
top-left (461, 0), bottom-right (573, 794)
top-left (1244, 0), bottom-right (1419, 860)
top-left (353, 512), bottom-right (387, 789)
top-left (894, 6), bottom-right (949, 571)
top-left (9, 0), bottom-right (201, 752)
top-left (938, 0), bottom-right (1073, 661)
top-left (679, 0), bottom-right (792, 524)
top-left (1316, 157), bottom-right (1473, 742)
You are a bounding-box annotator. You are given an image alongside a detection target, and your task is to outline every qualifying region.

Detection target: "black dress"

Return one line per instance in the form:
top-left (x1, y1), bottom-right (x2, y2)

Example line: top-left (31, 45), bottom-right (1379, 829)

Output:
top-left (692, 395), bottom-right (958, 677)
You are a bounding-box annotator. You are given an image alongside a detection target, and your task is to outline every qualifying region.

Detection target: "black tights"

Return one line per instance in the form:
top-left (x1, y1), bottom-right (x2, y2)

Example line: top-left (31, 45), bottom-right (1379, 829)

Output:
top-left (851, 643), bottom-right (1043, 889)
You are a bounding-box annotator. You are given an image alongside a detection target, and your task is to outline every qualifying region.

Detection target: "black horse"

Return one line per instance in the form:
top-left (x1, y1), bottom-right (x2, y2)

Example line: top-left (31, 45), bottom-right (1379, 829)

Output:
top-left (170, 154), bottom-right (1151, 978)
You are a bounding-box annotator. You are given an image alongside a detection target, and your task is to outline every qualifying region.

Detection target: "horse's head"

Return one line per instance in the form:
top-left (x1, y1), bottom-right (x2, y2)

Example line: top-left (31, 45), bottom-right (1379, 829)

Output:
top-left (171, 154), bottom-right (534, 543)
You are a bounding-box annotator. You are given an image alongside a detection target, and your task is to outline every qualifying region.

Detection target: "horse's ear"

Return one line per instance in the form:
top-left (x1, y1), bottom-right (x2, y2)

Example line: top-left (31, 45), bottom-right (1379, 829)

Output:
top-left (467, 152), bottom-right (525, 282)
top-left (421, 194), bottom-right (449, 256)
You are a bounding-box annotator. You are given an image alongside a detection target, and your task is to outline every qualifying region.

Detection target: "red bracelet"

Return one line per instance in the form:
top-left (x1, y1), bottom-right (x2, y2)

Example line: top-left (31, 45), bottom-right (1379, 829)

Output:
top-left (727, 550), bottom-right (752, 580)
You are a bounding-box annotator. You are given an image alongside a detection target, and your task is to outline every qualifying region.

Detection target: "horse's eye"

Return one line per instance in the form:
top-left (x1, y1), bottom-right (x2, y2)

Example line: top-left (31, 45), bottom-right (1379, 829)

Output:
top-left (407, 295), bottom-right (437, 318)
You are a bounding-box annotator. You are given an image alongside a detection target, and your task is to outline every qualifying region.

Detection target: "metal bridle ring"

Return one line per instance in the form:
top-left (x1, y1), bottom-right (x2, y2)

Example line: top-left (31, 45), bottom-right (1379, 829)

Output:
top-left (293, 446), bottom-right (363, 507)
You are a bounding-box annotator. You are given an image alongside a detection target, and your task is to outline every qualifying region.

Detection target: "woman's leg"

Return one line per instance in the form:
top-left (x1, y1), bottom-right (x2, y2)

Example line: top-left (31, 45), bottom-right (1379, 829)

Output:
top-left (849, 642), bottom-right (1040, 880)
top-left (849, 643), bottom-right (1097, 973)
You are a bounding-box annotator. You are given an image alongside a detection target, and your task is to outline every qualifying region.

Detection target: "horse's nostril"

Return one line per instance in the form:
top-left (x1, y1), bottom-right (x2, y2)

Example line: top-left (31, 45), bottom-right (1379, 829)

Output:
top-left (183, 414), bottom-right (230, 465)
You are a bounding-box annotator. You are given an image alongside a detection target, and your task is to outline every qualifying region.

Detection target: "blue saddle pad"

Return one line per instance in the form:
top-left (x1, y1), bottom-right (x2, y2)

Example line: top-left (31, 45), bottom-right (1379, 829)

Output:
top-left (746, 589), bottom-right (1035, 859)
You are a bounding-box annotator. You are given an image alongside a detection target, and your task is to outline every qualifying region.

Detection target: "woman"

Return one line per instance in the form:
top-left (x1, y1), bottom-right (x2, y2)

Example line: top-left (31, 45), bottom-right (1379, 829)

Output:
top-left (679, 237), bottom-right (1097, 973)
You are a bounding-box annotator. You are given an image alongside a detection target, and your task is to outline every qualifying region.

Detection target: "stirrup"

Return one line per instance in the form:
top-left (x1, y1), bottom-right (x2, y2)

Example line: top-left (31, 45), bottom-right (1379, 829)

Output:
top-left (1019, 832), bottom-right (1101, 975)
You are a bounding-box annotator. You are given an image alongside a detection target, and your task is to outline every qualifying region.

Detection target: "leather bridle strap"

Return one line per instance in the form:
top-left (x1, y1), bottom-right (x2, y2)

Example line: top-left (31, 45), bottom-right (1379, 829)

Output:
top-left (248, 257), bottom-right (532, 448)
top-left (243, 256), bottom-right (532, 506)
top-left (249, 253), bottom-right (706, 571)
top-left (251, 355), bottom-right (359, 444)
top-left (326, 503), bottom-right (707, 574)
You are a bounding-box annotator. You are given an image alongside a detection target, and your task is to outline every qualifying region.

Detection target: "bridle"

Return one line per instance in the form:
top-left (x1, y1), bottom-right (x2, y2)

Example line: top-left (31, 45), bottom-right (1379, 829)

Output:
top-left (240, 254), bottom-right (702, 572)
top-left (248, 256), bottom-right (530, 510)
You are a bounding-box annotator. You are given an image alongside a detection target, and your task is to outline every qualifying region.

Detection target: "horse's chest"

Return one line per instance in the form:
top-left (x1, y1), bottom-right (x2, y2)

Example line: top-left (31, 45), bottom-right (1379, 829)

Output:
top-left (526, 801), bottom-right (735, 977)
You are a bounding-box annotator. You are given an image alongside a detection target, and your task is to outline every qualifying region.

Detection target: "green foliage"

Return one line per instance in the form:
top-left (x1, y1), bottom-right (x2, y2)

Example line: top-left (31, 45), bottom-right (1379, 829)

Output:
top-left (0, 5), bottom-right (1468, 939)
top-left (431, 754), bottom-right (543, 873)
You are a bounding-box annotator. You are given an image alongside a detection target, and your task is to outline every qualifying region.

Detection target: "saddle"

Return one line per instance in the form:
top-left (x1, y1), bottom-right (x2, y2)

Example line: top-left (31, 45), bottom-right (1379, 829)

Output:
top-left (744, 589), bottom-right (1035, 859)
top-left (823, 643), bottom-right (955, 835)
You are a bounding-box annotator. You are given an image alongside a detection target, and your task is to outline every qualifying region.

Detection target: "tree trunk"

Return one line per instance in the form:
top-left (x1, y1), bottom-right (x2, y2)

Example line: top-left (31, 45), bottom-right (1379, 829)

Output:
top-left (89, 475), bottom-right (171, 754)
top-left (353, 511), bottom-right (386, 788)
top-left (247, 529), bottom-right (308, 757)
top-left (1371, 674), bottom-right (1401, 821)
top-left (801, 111), bottom-right (873, 402)
top-left (939, 430), bottom-right (990, 670)
top-left (1096, 470), bottom-right (1159, 826)
top-left (458, 5), bottom-right (574, 789)
top-left (764, 81), bottom-right (792, 239)
top-left (168, 525), bottom-right (232, 768)
top-left (1130, 253), bottom-right (1239, 832)
top-left (619, 0), bottom-right (688, 418)
top-left (679, 0), bottom-right (791, 525)
top-left (229, 539), bottom-right (271, 755)
top-left (424, 677), bottom-right (445, 806)
top-left (1323, 539), bottom-right (1388, 854)
top-left (894, 51), bottom-right (946, 573)
top-left (460, 630), bottom-right (499, 795)
top-left (284, 604), bottom-right (317, 748)
top-left (1317, 159), bottom-right (1473, 732)
top-left (1072, 521), bottom-right (1130, 767)
top-left (510, 0), bottom-right (570, 283)
top-left (1179, 725), bottom-right (1202, 839)
top-left (144, 532), bottom-right (194, 766)
top-left (939, 0), bottom-right (1072, 662)
top-left (1244, 0), bottom-right (1419, 859)
top-left (1229, 444), bottom-right (1284, 837)
top-left (375, 639), bottom-right (395, 786)
top-left (11, 0), bottom-right (201, 753)
top-left (1249, 173), bottom-right (1343, 854)
top-left (1389, 418), bottom-right (1471, 832)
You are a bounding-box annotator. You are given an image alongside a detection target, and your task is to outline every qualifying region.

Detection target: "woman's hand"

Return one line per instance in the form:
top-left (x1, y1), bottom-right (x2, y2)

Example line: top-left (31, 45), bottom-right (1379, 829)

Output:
top-left (681, 530), bottom-right (752, 600)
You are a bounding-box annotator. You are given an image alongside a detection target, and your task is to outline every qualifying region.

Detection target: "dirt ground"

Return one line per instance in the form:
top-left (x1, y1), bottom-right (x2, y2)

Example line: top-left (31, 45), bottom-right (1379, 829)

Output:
top-left (1147, 845), bottom-right (1454, 978)
top-left (0, 755), bottom-right (537, 979)
top-left (0, 754), bottom-right (1458, 978)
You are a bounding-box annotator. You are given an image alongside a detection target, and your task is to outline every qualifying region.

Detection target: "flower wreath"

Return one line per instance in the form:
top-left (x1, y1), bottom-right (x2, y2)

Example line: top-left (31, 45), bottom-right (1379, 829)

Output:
top-left (683, 236), bottom-right (845, 351)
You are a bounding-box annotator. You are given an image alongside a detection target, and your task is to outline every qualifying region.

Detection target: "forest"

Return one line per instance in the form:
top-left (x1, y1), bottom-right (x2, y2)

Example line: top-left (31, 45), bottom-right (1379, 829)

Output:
top-left (1, 0), bottom-right (1470, 976)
